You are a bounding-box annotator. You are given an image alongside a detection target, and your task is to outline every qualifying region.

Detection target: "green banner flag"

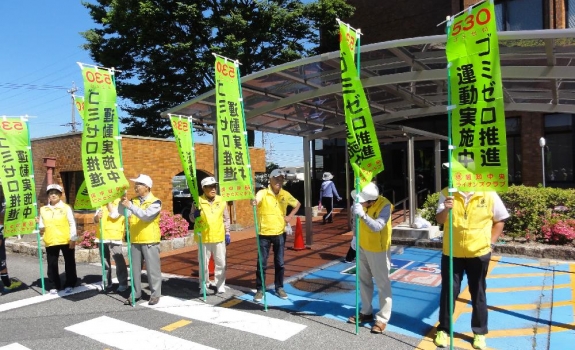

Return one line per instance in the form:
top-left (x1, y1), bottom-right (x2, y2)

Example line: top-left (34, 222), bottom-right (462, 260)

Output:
top-left (80, 66), bottom-right (129, 207)
top-left (169, 116), bottom-right (200, 206)
top-left (215, 56), bottom-right (253, 200)
top-left (74, 180), bottom-right (95, 210)
top-left (339, 22), bottom-right (384, 189)
top-left (0, 117), bottom-right (38, 237)
top-left (446, 1), bottom-right (508, 192)
top-left (74, 95), bottom-right (85, 120)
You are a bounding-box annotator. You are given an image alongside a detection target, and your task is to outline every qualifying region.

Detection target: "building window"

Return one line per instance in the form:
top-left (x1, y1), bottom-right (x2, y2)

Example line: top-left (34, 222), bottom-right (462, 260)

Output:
top-left (506, 117), bottom-right (522, 185)
top-left (495, 0), bottom-right (544, 31)
top-left (544, 114), bottom-right (574, 183)
top-left (569, 0), bottom-right (575, 28)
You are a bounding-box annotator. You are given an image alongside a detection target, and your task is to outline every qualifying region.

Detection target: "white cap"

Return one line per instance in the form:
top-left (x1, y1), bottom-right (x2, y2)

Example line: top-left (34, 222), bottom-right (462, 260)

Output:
top-left (322, 172), bottom-right (334, 180)
top-left (270, 169), bottom-right (286, 178)
top-left (350, 182), bottom-right (379, 203)
top-left (46, 184), bottom-right (63, 193)
top-left (130, 174), bottom-right (153, 188)
top-left (201, 177), bottom-right (218, 187)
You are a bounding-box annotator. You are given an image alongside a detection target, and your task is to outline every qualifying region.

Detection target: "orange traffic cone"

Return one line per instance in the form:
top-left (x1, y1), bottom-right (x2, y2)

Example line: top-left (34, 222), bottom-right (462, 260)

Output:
top-left (293, 217), bottom-right (305, 250)
top-left (209, 256), bottom-right (215, 276)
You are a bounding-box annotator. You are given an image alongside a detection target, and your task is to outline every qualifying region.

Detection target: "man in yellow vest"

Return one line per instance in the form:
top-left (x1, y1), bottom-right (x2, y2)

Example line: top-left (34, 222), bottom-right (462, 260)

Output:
top-left (252, 169), bottom-right (300, 302)
top-left (433, 189), bottom-right (509, 350)
top-left (189, 177), bottom-right (230, 294)
top-left (120, 174), bottom-right (162, 306)
top-left (94, 198), bottom-right (128, 293)
top-left (346, 182), bottom-right (394, 334)
top-left (37, 184), bottom-right (77, 294)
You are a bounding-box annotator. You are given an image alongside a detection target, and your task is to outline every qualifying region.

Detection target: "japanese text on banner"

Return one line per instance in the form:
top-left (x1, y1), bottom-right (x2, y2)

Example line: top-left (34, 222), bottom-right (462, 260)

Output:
top-left (170, 116), bottom-right (200, 206)
top-left (446, 1), bottom-right (508, 192)
top-left (80, 66), bottom-right (129, 207)
top-left (339, 22), bottom-right (384, 189)
top-left (0, 118), bottom-right (37, 237)
top-left (215, 56), bottom-right (253, 200)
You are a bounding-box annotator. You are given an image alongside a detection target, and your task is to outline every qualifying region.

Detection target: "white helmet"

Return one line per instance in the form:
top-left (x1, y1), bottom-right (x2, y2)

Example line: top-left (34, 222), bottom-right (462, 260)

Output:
top-left (350, 182), bottom-right (379, 203)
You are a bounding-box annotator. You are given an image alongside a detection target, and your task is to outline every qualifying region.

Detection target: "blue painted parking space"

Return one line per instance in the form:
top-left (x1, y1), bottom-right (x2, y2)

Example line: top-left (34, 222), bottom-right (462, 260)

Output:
top-left (237, 247), bottom-right (575, 349)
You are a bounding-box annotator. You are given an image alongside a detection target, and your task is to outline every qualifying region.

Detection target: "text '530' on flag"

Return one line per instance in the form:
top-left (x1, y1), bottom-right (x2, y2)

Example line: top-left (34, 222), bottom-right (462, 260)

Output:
top-left (0, 117), bottom-right (38, 237)
top-left (215, 56), bottom-right (253, 201)
top-left (80, 65), bottom-right (129, 207)
top-left (446, 0), bottom-right (508, 192)
top-left (339, 22), bottom-right (383, 189)
top-left (169, 116), bottom-right (200, 206)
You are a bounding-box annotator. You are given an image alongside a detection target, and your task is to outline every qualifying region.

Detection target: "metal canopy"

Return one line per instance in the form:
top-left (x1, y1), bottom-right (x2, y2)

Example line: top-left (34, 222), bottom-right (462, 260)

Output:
top-left (162, 29), bottom-right (575, 140)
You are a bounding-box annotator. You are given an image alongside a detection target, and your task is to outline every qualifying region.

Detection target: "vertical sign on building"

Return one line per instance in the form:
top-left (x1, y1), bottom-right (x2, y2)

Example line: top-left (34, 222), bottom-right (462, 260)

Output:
top-left (339, 21), bottom-right (384, 189)
top-left (169, 115), bottom-right (200, 206)
top-left (80, 65), bottom-right (129, 207)
top-left (215, 56), bottom-right (253, 200)
top-left (447, 0), bottom-right (508, 191)
top-left (0, 117), bottom-right (38, 237)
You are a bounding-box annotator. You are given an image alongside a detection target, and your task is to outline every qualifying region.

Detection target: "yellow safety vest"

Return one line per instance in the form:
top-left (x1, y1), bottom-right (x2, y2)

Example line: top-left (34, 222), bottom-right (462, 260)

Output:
top-left (128, 194), bottom-right (161, 244)
top-left (96, 199), bottom-right (125, 241)
top-left (441, 188), bottom-right (495, 257)
top-left (196, 194), bottom-right (226, 243)
top-left (358, 196), bottom-right (393, 253)
top-left (256, 186), bottom-right (299, 236)
top-left (41, 203), bottom-right (72, 247)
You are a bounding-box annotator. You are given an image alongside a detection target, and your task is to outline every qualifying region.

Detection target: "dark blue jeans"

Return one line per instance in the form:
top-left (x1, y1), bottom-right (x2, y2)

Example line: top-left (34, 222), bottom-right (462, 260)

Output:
top-left (255, 234), bottom-right (285, 291)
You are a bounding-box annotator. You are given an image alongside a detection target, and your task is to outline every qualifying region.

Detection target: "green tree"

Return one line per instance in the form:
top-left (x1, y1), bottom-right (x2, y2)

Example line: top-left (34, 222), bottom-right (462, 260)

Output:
top-left (81, 0), bottom-right (354, 138)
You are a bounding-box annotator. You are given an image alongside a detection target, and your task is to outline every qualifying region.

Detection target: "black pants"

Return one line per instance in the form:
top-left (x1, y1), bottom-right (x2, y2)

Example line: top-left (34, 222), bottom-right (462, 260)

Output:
top-left (345, 246), bottom-right (356, 262)
top-left (255, 234), bottom-right (285, 291)
top-left (438, 253), bottom-right (491, 335)
top-left (322, 197), bottom-right (334, 223)
top-left (46, 244), bottom-right (77, 290)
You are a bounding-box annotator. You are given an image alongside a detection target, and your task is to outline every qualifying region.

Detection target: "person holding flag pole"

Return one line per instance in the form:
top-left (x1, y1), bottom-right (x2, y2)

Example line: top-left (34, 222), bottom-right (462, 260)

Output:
top-left (437, 2), bottom-right (510, 348)
top-left (337, 19), bottom-right (385, 333)
top-left (93, 198), bottom-right (128, 293)
top-left (168, 114), bottom-right (206, 300)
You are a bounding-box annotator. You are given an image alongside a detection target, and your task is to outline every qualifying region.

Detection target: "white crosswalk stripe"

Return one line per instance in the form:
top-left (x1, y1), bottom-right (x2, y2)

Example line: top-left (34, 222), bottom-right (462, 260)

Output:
top-left (65, 316), bottom-right (218, 350)
top-left (0, 284), bottom-right (101, 313)
top-left (143, 295), bottom-right (307, 341)
top-left (0, 343), bottom-right (32, 350)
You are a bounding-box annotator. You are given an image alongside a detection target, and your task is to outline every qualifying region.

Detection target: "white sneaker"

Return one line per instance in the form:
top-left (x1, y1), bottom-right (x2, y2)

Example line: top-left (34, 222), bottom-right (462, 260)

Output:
top-left (49, 289), bottom-right (58, 295)
top-left (217, 286), bottom-right (226, 294)
top-left (64, 287), bottom-right (73, 294)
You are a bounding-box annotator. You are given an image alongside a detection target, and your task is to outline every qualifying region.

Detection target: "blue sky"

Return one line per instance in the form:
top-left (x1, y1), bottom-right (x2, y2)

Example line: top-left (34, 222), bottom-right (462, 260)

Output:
top-left (0, 1), bottom-right (303, 167)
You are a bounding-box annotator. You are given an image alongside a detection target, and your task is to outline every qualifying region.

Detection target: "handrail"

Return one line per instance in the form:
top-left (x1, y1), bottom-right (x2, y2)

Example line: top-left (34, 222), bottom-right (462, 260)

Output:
top-left (392, 188), bottom-right (430, 223)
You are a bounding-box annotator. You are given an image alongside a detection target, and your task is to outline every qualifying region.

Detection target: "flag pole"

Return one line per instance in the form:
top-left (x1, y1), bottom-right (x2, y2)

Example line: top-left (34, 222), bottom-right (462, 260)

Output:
top-left (98, 220), bottom-right (107, 291)
top-left (110, 70), bottom-right (135, 307)
top-left (23, 117), bottom-right (46, 295)
top-left (445, 16), bottom-right (455, 350)
top-left (228, 57), bottom-right (268, 311)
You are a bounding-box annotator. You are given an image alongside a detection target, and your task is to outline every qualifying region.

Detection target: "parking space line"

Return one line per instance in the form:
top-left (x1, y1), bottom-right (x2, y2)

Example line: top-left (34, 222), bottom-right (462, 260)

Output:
top-left (487, 283), bottom-right (570, 293)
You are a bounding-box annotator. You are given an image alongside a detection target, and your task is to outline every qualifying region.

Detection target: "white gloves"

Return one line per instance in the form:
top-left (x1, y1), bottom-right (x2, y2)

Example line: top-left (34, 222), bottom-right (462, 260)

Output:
top-left (352, 203), bottom-right (365, 217)
top-left (285, 223), bottom-right (293, 235)
top-left (351, 236), bottom-right (356, 250)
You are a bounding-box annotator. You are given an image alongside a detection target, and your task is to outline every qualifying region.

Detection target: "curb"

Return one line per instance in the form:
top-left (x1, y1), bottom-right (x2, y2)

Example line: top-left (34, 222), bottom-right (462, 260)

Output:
top-left (391, 238), bottom-right (575, 261)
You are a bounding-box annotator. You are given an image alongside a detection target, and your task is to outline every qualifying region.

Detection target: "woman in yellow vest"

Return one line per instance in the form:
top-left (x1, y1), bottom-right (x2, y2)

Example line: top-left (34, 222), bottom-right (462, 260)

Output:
top-left (347, 182), bottom-right (394, 334)
top-left (188, 177), bottom-right (230, 294)
top-left (94, 198), bottom-right (128, 292)
top-left (37, 184), bottom-right (77, 294)
top-left (119, 174), bottom-right (162, 306)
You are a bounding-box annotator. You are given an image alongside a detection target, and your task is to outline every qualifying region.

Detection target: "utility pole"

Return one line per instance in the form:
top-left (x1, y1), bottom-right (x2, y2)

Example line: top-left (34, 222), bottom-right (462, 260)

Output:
top-left (62, 82), bottom-right (80, 132)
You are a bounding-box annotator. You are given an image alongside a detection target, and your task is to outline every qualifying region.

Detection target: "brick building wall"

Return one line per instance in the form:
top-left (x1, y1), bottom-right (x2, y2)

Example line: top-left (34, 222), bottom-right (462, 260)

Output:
top-left (346, 0), bottom-right (453, 43)
top-left (31, 133), bottom-right (266, 231)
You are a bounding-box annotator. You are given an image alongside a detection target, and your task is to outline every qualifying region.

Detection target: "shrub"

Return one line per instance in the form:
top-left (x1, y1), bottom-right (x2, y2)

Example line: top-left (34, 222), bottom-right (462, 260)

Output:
top-left (541, 212), bottom-right (575, 244)
top-left (420, 186), bottom-right (575, 244)
top-left (79, 230), bottom-right (97, 249)
top-left (159, 211), bottom-right (190, 240)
